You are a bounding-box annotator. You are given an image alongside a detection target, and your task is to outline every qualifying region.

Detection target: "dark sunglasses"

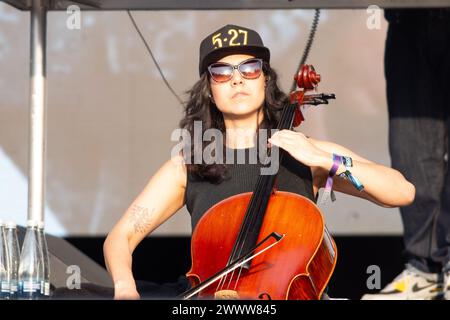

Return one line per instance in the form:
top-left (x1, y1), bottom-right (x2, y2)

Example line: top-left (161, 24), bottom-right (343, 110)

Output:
top-left (207, 58), bottom-right (263, 83)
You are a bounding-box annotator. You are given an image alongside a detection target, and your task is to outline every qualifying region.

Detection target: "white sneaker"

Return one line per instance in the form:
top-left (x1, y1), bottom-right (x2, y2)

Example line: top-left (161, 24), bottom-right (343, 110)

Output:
top-left (444, 265), bottom-right (450, 300)
top-left (361, 264), bottom-right (441, 300)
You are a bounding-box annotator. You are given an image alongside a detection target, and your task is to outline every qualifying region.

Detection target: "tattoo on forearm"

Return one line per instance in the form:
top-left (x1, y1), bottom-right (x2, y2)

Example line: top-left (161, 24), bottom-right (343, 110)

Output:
top-left (129, 205), bottom-right (154, 234)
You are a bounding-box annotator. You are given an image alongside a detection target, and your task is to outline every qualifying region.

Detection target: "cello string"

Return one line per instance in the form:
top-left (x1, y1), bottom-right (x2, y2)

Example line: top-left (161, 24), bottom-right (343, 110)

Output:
top-left (226, 105), bottom-right (289, 265)
top-left (231, 104), bottom-right (289, 262)
top-left (216, 140), bottom-right (275, 291)
top-left (225, 104), bottom-right (293, 291)
top-left (231, 104), bottom-right (291, 265)
top-left (218, 138), bottom-right (276, 291)
top-left (219, 103), bottom-right (296, 292)
top-left (230, 104), bottom-right (295, 289)
top-left (217, 105), bottom-right (289, 292)
top-left (236, 104), bottom-right (291, 253)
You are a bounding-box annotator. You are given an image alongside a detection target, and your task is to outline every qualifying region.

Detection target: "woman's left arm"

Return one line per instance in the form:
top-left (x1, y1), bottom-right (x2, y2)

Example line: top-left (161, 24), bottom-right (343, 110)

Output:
top-left (268, 130), bottom-right (415, 208)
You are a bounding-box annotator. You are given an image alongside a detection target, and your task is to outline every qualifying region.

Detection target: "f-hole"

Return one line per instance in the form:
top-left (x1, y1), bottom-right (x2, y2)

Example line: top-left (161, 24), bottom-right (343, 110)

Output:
top-left (258, 292), bottom-right (272, 300)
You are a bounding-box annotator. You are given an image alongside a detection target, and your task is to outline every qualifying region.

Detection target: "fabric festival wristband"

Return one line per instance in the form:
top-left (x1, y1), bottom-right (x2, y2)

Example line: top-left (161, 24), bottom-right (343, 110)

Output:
top-left (320, 154), bottom-right (342, 204)
top-left (337, 155), bottom-right (365, 192)
top-left (341, 170), bottom-right (364, 191)
top-left (342, 156), bottom-right (353, 168)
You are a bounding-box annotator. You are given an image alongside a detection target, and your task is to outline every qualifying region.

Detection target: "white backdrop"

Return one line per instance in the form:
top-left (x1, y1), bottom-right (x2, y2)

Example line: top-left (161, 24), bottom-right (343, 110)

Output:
top-left (0, 4), bottom-right (403, 236)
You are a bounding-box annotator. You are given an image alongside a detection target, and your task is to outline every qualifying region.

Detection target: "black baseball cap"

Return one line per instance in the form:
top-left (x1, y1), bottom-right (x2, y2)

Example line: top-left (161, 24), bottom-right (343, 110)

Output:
top-left (198, 24), bottom-right (270, 76)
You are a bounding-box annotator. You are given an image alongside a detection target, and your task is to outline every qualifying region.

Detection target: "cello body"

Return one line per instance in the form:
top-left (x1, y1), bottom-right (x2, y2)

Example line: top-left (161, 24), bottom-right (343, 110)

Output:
top-left (187, 191), bottom-right (337, 300)
top-left (183, 65), bottom-right (337, 300)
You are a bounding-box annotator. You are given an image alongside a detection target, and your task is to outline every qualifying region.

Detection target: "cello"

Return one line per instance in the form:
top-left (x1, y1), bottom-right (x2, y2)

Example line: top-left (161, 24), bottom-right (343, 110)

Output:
top-left (183, 65), bottom-right (337, 300)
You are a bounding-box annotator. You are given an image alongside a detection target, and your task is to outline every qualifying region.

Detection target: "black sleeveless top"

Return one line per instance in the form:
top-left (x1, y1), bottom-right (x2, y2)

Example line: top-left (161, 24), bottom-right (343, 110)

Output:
top-left (185, 146), bottom-right (316, 232)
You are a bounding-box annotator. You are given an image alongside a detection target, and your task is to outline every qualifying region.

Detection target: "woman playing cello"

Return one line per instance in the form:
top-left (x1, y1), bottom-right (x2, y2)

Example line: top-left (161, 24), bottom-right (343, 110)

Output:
top-left (103, 24), bottom-right (415, 300)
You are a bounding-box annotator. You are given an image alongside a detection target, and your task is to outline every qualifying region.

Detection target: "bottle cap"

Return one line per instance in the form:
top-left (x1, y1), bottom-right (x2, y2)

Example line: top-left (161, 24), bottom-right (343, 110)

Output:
top-left (5, 221), bottom-right (16, 228)
top-left (27, 219), bottom-right (40, 227)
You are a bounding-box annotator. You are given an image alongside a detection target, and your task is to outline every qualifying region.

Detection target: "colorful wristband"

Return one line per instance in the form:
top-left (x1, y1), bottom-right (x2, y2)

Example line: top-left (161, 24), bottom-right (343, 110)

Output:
top-left (320, 154), bottom-right (341, 204)
top-left (336, 155), bottom-right (364, 192)
top-left (342, 156), bottom-right (353, 168)
top-left (341, 170), bottom-right (364, 191)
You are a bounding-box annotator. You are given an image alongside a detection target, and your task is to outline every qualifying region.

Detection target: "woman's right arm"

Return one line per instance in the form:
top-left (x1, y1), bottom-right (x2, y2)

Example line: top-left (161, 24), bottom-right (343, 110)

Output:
top-left (103, 155), bottom-right (187, 299)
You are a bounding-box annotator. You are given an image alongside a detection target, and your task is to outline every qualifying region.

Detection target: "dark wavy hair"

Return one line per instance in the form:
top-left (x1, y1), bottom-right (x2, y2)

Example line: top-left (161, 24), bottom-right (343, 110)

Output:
top-left (179, 62), bottom-right (288, 183)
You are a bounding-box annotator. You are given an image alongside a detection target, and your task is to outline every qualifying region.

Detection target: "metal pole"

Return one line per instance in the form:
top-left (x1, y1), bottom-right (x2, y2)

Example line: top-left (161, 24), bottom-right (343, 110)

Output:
top-left (28, 0), bottom-right (47, 224)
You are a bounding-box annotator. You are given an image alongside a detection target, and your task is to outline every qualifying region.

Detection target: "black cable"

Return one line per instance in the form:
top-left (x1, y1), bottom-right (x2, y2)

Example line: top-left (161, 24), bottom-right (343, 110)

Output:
top-left (290, 9), bottom-right (321, 92)
top-left (127, 11), bottom-right (184, 106)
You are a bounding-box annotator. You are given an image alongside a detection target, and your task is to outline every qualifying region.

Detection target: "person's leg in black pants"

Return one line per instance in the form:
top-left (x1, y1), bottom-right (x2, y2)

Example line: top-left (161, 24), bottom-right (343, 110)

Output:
top-left (431, 10), bottom-right (450, 299)
top-left (387, 10), bottom-right (446, 274)
top-left (362, 9), bottom-right (447, 300)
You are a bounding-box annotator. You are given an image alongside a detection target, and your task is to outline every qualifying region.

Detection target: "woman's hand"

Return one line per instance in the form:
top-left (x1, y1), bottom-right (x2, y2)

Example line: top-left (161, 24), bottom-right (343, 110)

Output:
top-left (268, 130), bottom-right (329, 168)
top-left (114, 280), bottom-right (140, 300)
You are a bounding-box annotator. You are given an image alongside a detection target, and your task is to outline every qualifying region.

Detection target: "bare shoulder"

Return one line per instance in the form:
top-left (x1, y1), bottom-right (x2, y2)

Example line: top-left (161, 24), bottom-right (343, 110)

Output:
top-left (103, 154), bottom-right (191, 279)
top-left (161, 154), bottom-right (188, 189)
top-left (122, 154), bottom-right (188, 247)
top-left (134, 154), bottom-right (188, 221)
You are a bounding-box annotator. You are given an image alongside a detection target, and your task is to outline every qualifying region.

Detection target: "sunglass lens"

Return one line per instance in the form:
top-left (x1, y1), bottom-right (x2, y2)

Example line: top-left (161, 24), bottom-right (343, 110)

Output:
top-left (239, 59), bottom-right (262, 79)
top-left (209, 64), bottom-right (233, 82)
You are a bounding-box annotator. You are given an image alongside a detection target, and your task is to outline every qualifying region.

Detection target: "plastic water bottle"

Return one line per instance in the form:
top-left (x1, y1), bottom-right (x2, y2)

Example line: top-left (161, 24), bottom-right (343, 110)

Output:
top-left (37, 221), bottom-right (50, 297)
top-left (0, 221), bottom-right (11, 299)
top-left (5, 222), bottom-right (20, 299)
top-left (18, 220), bottom-right (44, 299)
